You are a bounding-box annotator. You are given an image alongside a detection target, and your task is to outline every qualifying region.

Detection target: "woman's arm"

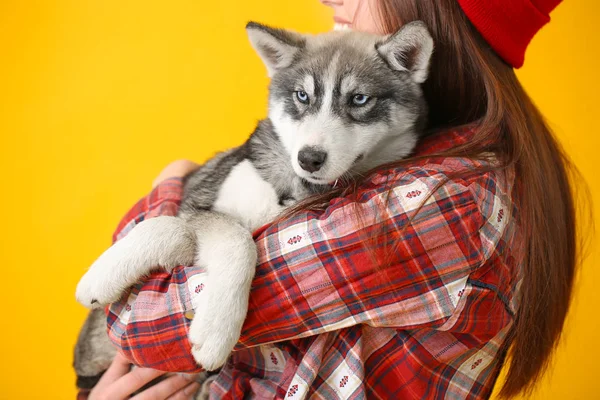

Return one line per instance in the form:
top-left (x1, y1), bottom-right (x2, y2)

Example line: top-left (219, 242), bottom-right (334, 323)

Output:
top-left (238, 165), bottom-right (493, 347)
top-left (107, 159), bottom-right (512, 372)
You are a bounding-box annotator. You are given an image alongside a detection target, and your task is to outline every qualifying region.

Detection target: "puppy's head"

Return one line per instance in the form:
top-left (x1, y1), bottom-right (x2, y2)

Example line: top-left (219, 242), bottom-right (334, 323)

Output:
top-left (246, 21), bottom-right (433, 184)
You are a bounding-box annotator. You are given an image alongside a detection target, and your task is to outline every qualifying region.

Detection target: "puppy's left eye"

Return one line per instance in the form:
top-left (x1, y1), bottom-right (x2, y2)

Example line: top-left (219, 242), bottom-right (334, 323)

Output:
top-left (352, 94), bottom-right (370, 106)
top-left (295, 91), bottom-right (310, 104)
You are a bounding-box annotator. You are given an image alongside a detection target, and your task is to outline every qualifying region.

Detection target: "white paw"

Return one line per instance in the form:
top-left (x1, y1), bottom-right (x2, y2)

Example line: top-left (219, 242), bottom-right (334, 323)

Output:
top-left (188, 289), bottom-right (247, 371)
top-left (75, 246), bottom-right (133, 308)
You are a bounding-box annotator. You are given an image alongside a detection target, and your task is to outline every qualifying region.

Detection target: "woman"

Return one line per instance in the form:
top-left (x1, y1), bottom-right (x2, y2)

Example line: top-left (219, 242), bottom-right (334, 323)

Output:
top-left (84, 0), bottom-right (582, 398)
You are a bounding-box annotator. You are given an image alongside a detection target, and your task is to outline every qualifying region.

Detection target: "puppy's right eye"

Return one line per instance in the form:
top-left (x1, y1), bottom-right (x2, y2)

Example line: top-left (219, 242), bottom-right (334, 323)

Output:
top-left (295, 91), bottom-right (309, 104)
top-left (352, 94), bottom-right (370, 106)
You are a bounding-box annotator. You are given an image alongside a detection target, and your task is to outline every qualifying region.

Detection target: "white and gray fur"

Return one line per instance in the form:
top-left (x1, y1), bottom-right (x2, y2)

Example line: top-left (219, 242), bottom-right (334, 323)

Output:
top-left (74, 21), bottom-right (434, 386)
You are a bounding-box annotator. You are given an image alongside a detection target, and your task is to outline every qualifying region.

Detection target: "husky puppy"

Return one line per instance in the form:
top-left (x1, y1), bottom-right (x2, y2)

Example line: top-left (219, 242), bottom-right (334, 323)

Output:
top-left (74, 21), bottom-right (434, 377)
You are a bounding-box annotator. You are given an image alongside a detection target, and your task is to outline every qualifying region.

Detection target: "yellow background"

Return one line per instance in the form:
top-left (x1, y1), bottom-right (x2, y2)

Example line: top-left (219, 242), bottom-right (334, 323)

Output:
top-left (0, 1), bottom-right (597, 399)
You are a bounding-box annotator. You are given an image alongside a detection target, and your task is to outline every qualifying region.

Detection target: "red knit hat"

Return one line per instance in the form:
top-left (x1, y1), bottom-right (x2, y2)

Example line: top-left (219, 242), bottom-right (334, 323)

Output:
top-left (457, 0), bottom-right (562, 68)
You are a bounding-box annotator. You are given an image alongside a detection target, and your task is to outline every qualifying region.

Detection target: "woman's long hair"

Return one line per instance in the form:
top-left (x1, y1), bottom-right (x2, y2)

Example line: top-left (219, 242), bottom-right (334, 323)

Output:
top-left (287, 0), bottom-right (591, 397)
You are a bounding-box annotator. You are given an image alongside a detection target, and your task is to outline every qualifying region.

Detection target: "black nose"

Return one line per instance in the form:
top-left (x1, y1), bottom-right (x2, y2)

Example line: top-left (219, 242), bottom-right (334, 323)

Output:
top-left (298, 148), bottom-right (327, 173)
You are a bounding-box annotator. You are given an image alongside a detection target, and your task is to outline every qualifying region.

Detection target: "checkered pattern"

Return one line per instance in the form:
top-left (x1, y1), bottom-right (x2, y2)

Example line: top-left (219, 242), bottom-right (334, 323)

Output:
top-left (106, 127), bottom-right (521, 399)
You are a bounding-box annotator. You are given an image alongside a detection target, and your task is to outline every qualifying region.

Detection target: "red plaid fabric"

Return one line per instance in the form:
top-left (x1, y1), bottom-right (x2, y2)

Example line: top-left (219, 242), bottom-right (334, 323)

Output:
top-left (106, 127), bottom-right (521, 399)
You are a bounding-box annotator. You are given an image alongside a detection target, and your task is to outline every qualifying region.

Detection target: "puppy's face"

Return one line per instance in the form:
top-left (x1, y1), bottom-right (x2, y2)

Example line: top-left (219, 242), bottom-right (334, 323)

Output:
top-left (247, 22), bottom-right (433, 183)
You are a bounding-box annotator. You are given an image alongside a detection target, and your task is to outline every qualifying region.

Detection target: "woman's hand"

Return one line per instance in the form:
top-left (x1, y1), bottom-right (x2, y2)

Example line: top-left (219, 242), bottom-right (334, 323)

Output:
top-left (88, 354), bottom-right (201, 400)
top-left (152, 160), bottom-right (200, 188)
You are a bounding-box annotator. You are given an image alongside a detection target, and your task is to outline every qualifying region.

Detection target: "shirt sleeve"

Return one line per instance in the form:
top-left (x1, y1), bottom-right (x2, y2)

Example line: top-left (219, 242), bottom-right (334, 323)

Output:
top-left (237, 165), bottom-right (488, 347)
top-left (107, 164), bottom-right (502, 372)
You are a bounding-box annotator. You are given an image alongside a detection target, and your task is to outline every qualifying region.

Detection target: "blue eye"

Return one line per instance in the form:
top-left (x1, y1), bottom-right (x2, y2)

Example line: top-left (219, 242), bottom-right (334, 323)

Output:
top-left (295, 90), bottom-right (309, 104)
top-left (352, 94), bottom-right (370, 106)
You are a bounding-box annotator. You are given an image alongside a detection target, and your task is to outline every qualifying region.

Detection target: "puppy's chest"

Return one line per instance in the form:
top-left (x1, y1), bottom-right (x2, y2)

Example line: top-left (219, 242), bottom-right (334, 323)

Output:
top-left (212, 159), bottom-right (291, 231)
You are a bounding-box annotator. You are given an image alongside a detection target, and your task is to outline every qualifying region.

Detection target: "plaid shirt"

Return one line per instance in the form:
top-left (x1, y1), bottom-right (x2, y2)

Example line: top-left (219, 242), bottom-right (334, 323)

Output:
top-left (105, 127), bottom-right (521, 399)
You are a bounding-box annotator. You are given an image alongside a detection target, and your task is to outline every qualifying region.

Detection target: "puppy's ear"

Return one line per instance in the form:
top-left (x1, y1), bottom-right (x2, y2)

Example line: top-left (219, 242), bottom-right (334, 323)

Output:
top-left (376, 21), bottom-right (434, 84)
top-left (246, 22), bottom-right (305, 77)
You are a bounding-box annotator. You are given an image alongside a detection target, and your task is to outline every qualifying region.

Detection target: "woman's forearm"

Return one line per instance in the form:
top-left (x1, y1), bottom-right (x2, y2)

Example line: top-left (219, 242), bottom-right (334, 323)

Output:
top-left (107, 160), bottom-right (510, 372)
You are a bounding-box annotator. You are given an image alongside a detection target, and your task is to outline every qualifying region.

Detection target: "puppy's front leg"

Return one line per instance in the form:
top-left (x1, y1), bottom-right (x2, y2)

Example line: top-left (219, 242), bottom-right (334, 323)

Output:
top-left (184, 211), bottom-right (257, 371)
top-left (76, 216), bottom-right (196, 308)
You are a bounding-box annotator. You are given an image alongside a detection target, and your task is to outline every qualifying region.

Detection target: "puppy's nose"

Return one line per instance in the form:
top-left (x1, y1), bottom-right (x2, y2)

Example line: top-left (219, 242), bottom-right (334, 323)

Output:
top-left (298, 148), bottom-right (327, 173)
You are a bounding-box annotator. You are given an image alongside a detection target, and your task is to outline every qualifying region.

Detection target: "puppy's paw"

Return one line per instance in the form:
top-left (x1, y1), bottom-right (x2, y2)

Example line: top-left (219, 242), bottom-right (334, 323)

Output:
top-left (190, 329), bottom-right (236, 372)
top-left (188, 290), bottom-right (246, 371)
top-left (75, 248), bottom-right (131, 308)
top-left (75, 266), bottom-right (126, 309)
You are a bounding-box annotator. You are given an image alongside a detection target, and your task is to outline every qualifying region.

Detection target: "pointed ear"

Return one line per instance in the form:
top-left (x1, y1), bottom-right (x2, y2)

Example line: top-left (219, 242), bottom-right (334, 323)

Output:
top-left (376, 21), bottom-right (434, 84)
top-left (246, 22), bottom-right (305, 77)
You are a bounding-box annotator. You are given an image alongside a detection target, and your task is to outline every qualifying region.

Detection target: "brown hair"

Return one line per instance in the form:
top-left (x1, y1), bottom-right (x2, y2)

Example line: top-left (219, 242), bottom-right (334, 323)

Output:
top-left (288, 0), bottom-right (591, 397)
